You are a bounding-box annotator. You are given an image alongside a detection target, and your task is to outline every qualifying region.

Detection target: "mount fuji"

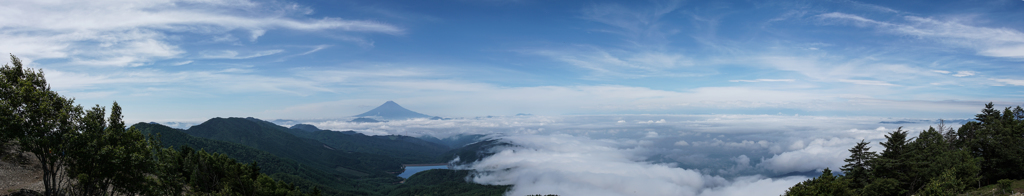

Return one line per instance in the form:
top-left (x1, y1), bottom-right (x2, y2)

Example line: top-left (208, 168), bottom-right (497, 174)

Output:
top-left (354, 101), bottom-right (432, 120)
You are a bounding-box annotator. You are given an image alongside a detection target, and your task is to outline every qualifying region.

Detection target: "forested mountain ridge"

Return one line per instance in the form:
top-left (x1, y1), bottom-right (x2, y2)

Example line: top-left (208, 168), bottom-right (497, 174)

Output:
top-left (182, 117), bottom-right (403, 174)
top-left (1, 54), bottom-right (504, 196)
top-left (134, 122), bottom-right (389, 195)
top-left (134, 120), bottom-right (506, 196)
top-left (283, 124), bottom-right (451, 164)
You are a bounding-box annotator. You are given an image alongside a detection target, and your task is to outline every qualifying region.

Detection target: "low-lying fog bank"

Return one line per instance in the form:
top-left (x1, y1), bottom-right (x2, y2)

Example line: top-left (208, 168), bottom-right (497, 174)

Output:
top-left (166, 114), bottom-right (965, 196)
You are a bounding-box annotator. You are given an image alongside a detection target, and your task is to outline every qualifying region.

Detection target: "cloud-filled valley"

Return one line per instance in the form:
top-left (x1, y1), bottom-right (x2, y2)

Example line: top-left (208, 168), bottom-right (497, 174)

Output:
top-left (4, 0), bottom-right (1024, 195)
top-left (231, 114), bottom-right (963, 195)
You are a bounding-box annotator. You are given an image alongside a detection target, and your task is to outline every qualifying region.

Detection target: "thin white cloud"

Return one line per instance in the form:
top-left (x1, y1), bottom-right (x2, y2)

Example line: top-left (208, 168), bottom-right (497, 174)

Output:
top-left (991, 78), bottom-right (1024, 86)
top-left (756, 55), bottom-right (924, 86)
top-left (0, 0), bottom-right (402, 67)
top-left (952, 71), bottom-right (975, 77)
top-left (818, 12), bottom-right (1024, 59)
top-left (45, 68), bottom-right (331, 96)
top-left (675, 140), bottom-right (690, 146)
top-left (171, 60), bottom-right (193, 66)
top-left (527, 2), bottom-right (695, 78)
top-left (200, 49), bottom-right (284, 59)
top-left (979, 45), bottom-right (1024, 58)
top-left (839, 79), bottom-right (898, 86)
top-left (931, 70), bottom-right (951, 74)
top-left (250, 29), bottom-right (266, 42)
top-left (528, 47), bottom-right (696, 78)
top-left (728, 79), bottom-right (795, 82)
top-left (580, 2), bottom-right (680, 45)
top-left (299, 45), bottom-right (331, 56)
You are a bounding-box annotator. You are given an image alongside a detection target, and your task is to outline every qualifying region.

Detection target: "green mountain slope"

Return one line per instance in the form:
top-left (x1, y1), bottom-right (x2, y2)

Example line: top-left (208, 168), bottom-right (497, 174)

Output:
top-left (283, 124), bottom-right (451, 164)
top-left (183, 117), bottom-right (403, 175)
top-left (134, 118), bottom-right (511, 196)
top-left (133, 123), bottom-right (389, 195)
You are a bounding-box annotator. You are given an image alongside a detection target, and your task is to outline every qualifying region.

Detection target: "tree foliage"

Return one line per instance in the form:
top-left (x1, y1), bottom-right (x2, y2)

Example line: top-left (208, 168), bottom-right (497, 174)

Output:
top-left (841, 140), bottom-right (876, 189)
top-left (783, 168), bottom-right (854, 196)
top-left (786, 102), bottom-right (1022, 196)
top-left (1, 54), bottom-right (321, 196)
top-left (2, 54), bottom-right (80, 195)
top-left (65, 103), bottom-right (160, 196)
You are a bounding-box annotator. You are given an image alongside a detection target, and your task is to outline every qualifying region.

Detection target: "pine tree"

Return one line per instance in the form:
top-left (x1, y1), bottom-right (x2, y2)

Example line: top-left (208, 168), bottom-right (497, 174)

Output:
top-left (783, 168), bottom-right (854, 196)
top-left (870, 127), bottom-right (911, 196)
top-left (841, 139), bottom-right (876, 190)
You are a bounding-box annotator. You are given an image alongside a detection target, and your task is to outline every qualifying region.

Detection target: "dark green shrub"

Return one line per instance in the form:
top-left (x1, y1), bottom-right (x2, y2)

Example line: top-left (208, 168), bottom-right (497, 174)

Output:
top-left (998, 179), bottom-right (1013, 194)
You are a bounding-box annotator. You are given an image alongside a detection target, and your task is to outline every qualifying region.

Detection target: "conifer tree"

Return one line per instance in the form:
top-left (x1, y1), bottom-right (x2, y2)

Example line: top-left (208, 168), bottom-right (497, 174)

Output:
top-left (841, 139), bottom-right (876, 190)
top-left (870, 127), bottom-right (911, 196)
top-left (783, 168), bottom-right (854, 196)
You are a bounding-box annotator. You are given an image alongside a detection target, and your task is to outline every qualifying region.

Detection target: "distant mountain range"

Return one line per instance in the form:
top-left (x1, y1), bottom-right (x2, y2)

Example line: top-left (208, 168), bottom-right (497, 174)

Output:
top-left (355, 101), bottom-right (432, 120)
top-left (135, 115), bottom-right (497, 195)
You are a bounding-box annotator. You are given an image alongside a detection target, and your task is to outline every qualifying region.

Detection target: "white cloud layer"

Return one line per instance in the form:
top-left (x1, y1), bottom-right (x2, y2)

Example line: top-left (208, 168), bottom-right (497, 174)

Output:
top-left (462, 134), bottom-right (806, 196)
top-left (757, 138), bottom-right (855, 174)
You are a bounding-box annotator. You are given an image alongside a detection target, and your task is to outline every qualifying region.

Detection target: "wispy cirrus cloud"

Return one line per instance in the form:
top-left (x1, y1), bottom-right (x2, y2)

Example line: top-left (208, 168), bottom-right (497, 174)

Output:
top-left (200, 49), bottom-right (284, 59)
top-left (524, 1), bottom-right (695, 79)
top-left (952, 71), bottom-right (975, 77)
top-left (839, 79), bottom-right (898, 86)
top-left (0, 0), bottom-right (401, 67)
top-left (527, 47), bottom-right (697, 78)
top-left (817, 12), bottom-right (1024, 59)
top-left (45, 68), bottom-right (332, 96)
top-left (580, 1), bottom-right (681, 46)
top-left (729, 79), bottom-right (795, 83)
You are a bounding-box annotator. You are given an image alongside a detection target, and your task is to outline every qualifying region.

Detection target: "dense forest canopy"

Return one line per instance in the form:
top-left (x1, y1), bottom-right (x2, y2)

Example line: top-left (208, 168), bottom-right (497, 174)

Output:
top-left (784, 103), bottom-right (1024, 196)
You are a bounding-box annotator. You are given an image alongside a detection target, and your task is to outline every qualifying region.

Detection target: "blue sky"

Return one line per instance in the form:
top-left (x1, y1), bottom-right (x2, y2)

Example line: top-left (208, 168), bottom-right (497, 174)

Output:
top-left (2, 0), bottom-right (1023, 122)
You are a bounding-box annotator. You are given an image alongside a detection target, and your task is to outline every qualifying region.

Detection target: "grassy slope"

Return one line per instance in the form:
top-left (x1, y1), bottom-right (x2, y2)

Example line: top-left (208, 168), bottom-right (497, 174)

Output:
top-left (962, 179), bottom-right (1024, 196)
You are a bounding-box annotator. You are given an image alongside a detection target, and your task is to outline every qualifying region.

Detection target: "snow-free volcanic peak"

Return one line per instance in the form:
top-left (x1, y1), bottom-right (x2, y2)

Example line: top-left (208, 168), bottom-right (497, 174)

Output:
top-left (354, 101), bottom-right (432, 120)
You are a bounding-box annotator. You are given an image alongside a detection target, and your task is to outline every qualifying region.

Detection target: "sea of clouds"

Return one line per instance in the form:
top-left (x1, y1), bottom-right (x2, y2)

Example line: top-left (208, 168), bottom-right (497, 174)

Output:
top-left (181, 114), bottom-right (964, 196)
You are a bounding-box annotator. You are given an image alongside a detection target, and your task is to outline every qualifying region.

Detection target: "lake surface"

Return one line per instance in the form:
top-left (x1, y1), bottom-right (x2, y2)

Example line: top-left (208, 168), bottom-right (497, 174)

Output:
top-left (398, 165), bottom-right (449, 178)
